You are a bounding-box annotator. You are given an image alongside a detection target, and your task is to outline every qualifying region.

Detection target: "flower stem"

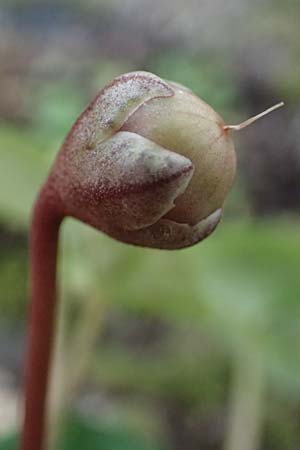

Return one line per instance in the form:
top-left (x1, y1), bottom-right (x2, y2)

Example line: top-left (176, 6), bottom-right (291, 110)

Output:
top-left (20, 186), bottom-right (63, 450)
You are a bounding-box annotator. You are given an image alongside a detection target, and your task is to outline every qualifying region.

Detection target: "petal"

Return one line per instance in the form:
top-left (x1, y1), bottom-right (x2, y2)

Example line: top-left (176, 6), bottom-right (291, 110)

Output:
top-left (64, 71), bottom-right (174, 153)
top-left (54, 131), bottom-right (194, 231)
top-left (107, 208), bottom-right (222, 249)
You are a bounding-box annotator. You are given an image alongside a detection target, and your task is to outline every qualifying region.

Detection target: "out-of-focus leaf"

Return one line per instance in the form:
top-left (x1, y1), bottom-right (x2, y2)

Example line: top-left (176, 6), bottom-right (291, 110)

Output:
top-left (0, 415), bottom-right (164, 450)
top-left (0, 246), bottom-right (27, 319)
top-left (150, 53), bottom-right (239, 114)
top-left (81, 219), bottom-right (300, 396)
top-left (0, 126), bottom-right (49, 229)
top-left (91, 344), bottom-right (226, 405)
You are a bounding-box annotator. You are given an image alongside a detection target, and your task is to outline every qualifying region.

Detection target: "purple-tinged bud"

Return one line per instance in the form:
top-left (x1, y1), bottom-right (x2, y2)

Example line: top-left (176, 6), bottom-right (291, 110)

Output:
top-left (47, 71), bottom-right (282, 249)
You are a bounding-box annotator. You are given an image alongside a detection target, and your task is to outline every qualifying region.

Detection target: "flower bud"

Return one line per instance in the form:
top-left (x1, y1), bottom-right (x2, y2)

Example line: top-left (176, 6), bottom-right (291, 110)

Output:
top-left (50, 71), bottom-right (237, 249)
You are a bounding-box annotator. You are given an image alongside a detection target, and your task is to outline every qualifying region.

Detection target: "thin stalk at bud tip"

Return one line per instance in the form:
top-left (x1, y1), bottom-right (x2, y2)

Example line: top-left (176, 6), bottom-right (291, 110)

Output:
top-left (223, 101), bottom-right (284, 132)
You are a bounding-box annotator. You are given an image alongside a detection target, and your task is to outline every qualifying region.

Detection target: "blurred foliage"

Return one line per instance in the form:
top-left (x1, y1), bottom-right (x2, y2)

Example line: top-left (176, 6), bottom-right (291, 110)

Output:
top-left (0, 244), bottom-right (27, 321)
top-left (149, 52), bottom-right (240, 116)
top-left (0, 125), bottom-right (48, 229)
top-left (0, 415), bottom-right (164, 450)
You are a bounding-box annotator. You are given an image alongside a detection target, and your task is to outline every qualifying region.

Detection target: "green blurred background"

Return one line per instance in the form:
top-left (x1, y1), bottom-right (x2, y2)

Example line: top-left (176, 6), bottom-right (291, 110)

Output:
top-left (0, 1), bottom-right (299, 449)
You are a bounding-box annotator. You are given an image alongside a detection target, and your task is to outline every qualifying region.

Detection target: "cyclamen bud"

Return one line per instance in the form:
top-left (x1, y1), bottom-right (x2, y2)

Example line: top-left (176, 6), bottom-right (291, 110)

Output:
top-left (47, 72), bottom-right (221, 248)
top-left (44, 71), bottom-right (283, 249)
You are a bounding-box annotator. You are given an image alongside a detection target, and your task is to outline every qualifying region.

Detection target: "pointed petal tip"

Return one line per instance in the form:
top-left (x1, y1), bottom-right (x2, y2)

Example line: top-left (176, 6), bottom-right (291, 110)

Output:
top-left (195, 208), bottom-right (222, 234)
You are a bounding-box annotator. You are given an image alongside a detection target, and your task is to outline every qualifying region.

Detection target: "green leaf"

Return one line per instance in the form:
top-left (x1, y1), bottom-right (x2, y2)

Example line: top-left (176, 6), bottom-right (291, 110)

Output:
top-left (0, 415), bottom-right (164, 450)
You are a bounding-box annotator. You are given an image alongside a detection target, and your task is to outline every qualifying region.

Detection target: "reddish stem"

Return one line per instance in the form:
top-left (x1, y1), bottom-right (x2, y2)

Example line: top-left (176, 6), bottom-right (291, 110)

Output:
top-left (21, 185), bottom-right (63, 450)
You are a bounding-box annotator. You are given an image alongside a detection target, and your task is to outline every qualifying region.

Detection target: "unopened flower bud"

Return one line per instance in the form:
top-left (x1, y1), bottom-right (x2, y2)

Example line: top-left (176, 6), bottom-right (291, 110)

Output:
top-left (49, 71), bottom-right (283, 249)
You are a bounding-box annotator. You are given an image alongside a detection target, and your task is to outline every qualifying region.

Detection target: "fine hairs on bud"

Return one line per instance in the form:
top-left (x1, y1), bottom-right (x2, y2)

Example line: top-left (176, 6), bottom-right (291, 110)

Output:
top-left (223, 101), bottom-right (285, 132)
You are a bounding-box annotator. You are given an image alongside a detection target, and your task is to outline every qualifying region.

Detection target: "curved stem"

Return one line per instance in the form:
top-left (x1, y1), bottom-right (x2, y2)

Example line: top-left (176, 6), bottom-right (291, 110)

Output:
top-left (21, 186), bottom-right (63, 450)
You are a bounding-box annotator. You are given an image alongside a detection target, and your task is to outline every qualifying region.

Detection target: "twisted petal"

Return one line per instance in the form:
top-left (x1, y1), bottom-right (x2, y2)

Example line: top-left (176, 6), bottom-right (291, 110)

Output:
top-left (48, 71), bottom-right (231, 249)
